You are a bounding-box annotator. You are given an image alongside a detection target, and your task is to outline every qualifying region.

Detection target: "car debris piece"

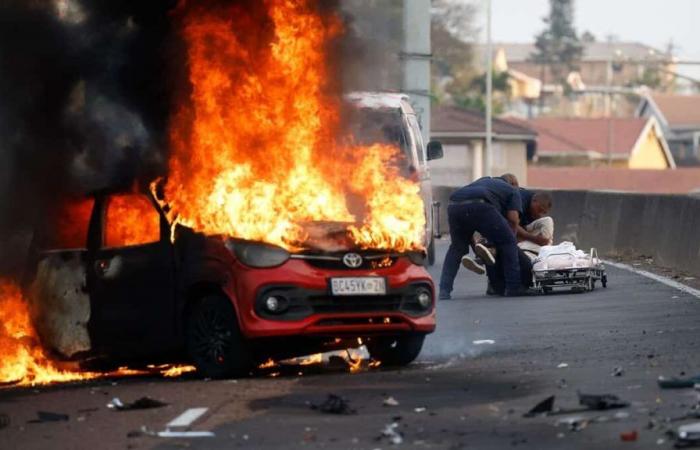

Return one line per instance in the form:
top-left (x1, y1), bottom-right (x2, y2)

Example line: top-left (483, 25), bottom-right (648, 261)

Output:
top-left (620, 430), bottom-right (638, 442)
top-left (107, 397), bottom-right (168, 411)
top-left (557, 363), bottom-right (569, 369)
top-left (658, 375), bottom-right (700, 389)
top-left (472, 340), bottom-right (495, 345)
top-left (383, 396), bottom-right (400, 407)
top-left (578, 392), bottom-right (629, 411)
top-left (379, 421), bottom-right (403, 445)
top-left (676, 422), bottom-right (700, 448)
top-left (28, 411), bottom-right (69, 423)
top-left (310, 394), bottom-right (356, 415)
top-left (127, 425), bottom-right (215, 438)
top-left (523, 395), bottom-right (556, 417)
top-left (612, 367), bottom-right (624, 377)
top-left (555, 416), bottom-right (589, 432)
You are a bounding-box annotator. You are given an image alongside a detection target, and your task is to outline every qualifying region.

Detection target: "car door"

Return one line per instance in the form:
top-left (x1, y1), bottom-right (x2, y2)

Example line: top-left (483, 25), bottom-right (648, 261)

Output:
top-left (87, 192), bottom-right (176, 359)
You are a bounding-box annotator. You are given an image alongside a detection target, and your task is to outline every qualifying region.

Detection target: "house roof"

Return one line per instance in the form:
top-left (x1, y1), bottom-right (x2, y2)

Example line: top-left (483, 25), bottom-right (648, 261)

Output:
top-left (431, 105), bottom-right (536, 138)
top-left (647, 94), bottom-right (700, 128)
top-left (528, 167), bottom-right (700, 194)
top-left (477, 41), bottom-right (669, 64)
top-left (526, 117), bottom-right (649, 157)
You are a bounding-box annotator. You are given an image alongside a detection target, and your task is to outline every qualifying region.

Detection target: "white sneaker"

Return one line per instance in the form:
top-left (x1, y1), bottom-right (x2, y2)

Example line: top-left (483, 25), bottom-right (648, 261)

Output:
top-left (474, 243), bottom-right (496, 266)
top-left (461, 255), bottom-right (486, 275)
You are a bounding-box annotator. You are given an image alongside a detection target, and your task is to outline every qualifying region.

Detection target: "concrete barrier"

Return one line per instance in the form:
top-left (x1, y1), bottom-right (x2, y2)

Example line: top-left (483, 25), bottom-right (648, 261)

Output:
top-left (433, 185), bottom-right (700, 276)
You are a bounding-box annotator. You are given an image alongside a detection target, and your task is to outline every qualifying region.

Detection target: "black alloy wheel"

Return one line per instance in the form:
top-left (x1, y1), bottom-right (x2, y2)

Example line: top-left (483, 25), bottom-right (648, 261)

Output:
top-left (366, 333), bottom-right (425, 367)
top-left (186, 294), bottom-right (252, 378)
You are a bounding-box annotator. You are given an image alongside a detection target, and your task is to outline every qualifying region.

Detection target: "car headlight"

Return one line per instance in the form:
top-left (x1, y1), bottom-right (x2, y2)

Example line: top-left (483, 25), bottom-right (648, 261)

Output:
top-left (407, 251), bottom-right (426, 266)
top-left (226, 240), bottom-right (290, 268)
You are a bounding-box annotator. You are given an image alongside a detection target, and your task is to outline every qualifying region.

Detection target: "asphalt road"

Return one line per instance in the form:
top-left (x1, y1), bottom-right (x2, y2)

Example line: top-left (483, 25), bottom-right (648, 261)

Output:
top-left (2, 239), bottom-right (700, 450)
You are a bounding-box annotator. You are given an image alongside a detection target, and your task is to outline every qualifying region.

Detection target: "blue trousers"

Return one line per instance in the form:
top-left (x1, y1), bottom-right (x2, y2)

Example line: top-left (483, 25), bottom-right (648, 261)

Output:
top-left (486, 248), bottom-right (534, 295)
top-left (439, 203), bottom-right (521, 295)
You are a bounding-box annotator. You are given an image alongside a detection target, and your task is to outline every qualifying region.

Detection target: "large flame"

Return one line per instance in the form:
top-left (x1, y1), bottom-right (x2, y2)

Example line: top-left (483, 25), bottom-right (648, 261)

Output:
top-left (165, 0), bottom-right (425, 252)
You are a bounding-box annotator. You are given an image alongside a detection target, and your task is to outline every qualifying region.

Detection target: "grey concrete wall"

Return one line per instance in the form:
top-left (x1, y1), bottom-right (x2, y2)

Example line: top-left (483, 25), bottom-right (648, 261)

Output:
top-left (432, 186), bottom-right (700, 276)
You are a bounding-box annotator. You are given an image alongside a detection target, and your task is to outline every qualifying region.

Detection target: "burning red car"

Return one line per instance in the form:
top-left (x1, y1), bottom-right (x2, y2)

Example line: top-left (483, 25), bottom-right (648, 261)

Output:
top-left (25, 188), bottom-right (435, 378)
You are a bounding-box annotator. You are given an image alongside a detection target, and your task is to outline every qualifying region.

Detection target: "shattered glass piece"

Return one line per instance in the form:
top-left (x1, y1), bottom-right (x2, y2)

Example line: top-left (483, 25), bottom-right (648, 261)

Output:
top-left (523, 395), bottom-right (556, 418)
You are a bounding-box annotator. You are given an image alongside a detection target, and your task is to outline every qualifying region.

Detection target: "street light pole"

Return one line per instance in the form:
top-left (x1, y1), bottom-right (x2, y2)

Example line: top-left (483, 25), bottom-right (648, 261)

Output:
top-left (485, 0), bottom-right (493, 177)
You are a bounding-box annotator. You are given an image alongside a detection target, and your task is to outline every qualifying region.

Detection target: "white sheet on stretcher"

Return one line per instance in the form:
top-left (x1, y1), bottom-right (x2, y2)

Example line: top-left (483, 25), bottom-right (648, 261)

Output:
top-left (532, 241), bottom-right (600, 271)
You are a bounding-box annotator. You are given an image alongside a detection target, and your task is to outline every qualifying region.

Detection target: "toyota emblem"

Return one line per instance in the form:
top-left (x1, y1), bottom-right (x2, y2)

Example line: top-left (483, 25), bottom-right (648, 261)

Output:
top-left (342, 253), bottom-right (363, 268)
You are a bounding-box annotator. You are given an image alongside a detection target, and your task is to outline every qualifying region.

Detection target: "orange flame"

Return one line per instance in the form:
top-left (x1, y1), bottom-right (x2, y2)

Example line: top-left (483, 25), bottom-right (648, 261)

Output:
top-left (0, 279), bottom-right (99, 386)
top-left (165, 0), bottom-right (425, 252)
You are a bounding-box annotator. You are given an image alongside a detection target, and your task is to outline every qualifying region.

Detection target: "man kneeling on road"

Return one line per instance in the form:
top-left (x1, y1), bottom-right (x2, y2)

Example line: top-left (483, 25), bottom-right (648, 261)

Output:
top-left (460, 180), bottom-right (554, 295)
top-left (438, 176), bottom-right (528, 299)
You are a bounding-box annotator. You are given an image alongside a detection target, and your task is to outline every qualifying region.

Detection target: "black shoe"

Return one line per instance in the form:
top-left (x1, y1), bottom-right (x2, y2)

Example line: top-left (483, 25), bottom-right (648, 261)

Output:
top-left (485, 283), bottom-right (500, 296)
top-left (504, 287), bottom-right (539, 297)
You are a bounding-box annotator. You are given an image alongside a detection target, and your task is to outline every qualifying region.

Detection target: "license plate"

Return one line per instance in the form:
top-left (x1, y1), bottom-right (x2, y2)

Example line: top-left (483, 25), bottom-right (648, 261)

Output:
top-left (330, 277), bottom-right (386, 296)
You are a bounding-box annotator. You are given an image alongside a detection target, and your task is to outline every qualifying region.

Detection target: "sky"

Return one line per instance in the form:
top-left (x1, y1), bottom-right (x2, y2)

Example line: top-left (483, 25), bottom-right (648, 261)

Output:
top-left (473, 0), bottom-right (700, 62)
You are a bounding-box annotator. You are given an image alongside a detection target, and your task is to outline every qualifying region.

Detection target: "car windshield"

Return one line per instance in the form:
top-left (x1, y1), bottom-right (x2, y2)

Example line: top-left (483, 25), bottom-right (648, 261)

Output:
top-left (345, 107), bottom-right (411, 160)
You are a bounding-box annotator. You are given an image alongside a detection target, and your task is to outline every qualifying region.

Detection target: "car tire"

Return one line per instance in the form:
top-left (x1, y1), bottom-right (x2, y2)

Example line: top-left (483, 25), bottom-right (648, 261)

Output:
top-left (427, 236), bottom-right (436, 266)
top-left (367, 334), bottom-right (425, 367)
top-left (186, 294), bottom-right (252, 379)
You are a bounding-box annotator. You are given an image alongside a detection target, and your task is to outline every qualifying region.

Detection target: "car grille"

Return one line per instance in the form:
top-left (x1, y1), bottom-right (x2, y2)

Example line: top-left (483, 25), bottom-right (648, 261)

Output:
top-left (292, 254), bottom-right (397, 270)
top-left (309, 295), bottom-right (402, 314)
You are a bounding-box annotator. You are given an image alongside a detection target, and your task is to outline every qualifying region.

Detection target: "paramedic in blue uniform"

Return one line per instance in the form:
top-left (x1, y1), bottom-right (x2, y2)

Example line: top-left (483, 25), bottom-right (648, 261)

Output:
top-left (485, 188), bottom-right (553, 295)
top-left (438, 177), bottom-right (524, 299)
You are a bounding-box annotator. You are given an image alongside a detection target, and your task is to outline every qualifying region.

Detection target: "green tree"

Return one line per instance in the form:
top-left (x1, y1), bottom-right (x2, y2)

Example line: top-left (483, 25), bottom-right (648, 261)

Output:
top-left (531, 0), bottom-right (583, 84)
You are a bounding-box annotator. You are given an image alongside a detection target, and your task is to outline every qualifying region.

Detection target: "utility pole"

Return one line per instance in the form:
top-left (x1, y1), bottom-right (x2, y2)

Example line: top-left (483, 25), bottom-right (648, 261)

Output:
top-left (484, 0), bottom-right (493, 177)
top-left (402, 0), bottom-right (432, 144)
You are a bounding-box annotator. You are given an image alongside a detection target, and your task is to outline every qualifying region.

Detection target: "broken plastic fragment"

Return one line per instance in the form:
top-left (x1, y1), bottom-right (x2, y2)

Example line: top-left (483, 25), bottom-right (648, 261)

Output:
top-left (383, 396), bottom-right (399, 407)
top-left (380, 422), bottom-right (403, 445)
top-left (107, 397), bottom-right (168, 411)
top-left (472, 340), bottom-right (495, 345)
top-left (310, 394), bottom-right (356, 415)
top-left (658, 374), bottom-right (700, 389)
top-left (578, 392), bottom-right (629, 411)
top-left (523, 395), bottom-right (556, 417)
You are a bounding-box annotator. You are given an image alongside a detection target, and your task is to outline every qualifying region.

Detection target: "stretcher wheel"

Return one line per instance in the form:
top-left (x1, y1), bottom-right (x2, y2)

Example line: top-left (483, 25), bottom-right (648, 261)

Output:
top-left (602, 274), bottom-right (608, 288)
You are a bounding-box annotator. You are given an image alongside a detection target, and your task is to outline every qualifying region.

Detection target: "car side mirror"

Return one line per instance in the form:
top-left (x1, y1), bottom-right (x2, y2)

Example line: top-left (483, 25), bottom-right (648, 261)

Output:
top-left (427, 141), bottom-right (443, 161)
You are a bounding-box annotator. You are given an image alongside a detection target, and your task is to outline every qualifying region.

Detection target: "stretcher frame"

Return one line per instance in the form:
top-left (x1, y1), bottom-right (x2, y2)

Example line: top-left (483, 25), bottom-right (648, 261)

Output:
top-left (531, 247), bottom-right (608, 294)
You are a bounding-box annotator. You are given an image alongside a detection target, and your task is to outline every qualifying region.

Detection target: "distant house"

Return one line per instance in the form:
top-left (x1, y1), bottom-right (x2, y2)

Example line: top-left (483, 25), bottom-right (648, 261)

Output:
top-left (637, 94), bottom-right (700, 166)
top-left (430, 105), bottom-right (536, 186)
top-left (479, 41), bottom-right (674, 90)
top-left (526, 117), bottom-right (675, 169)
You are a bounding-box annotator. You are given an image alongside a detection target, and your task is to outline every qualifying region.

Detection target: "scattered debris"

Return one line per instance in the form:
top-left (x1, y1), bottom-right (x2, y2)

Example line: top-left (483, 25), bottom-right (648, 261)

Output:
top-left (28, 411), bottom-right (69, 423)
top-left (0, 413), bottom-right (9, 429)
top-left (557, 363), bottom-right (569, 369)
top-left (620, 430), bottom-right (638, 442)
top-left (658, 374), bottom-right (700, 389)
top-left (311, 394), bottom-right (356, 415)
top-left (578, 392), bottom-right (629, 411)
top-left (107, 397), bottom-right (168, 411)
top-left (383, 396), bottom-right (400, 407)
top-left (612, 367), bottom-right (625, 377)
top-left (472, 340), bottom-right (495, 345)
top-left (379, 421), bottom-right (403, 445)
top-left (414, 407), bottom-right (426, 413)
top-left (523, 396), bottom-right (556, 417)
top-left (556, 415), bottom-right (589, 432)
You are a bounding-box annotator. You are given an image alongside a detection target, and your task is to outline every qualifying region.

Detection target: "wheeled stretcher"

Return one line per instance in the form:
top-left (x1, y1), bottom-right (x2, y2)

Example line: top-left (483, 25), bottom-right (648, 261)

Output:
top-left (531, 247), bottom-right (608, 294)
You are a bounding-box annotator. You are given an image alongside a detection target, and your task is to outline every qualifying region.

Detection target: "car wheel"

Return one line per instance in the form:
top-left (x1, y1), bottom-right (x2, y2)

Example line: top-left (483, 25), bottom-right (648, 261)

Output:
top-left (367, 334), bottom-right (425, 367)
top-left (186, 294), bottom-right (252, 378)
top-left (427, 236), bottom-right (436, 266)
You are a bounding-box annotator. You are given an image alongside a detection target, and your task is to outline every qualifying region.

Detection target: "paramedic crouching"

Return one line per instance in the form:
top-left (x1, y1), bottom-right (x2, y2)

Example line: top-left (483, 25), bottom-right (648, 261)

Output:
top-left (438, 177), bottom-right (527, 299)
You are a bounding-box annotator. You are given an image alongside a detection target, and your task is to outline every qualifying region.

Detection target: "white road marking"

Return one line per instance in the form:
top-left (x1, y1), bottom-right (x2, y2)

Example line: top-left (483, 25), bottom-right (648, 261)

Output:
top-left (157, 431), bottom-right (215, 438)
top-left (166, 407), bottom-right (209, 430)
top-left (603, 260), bottom-right (700, 299)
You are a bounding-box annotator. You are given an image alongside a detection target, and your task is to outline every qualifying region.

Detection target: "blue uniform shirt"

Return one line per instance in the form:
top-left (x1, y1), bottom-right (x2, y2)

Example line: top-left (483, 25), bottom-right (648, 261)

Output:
top-left (519, 188), bottom-right (535, 226)
top-left (450, 177), bottom-right (523, 217)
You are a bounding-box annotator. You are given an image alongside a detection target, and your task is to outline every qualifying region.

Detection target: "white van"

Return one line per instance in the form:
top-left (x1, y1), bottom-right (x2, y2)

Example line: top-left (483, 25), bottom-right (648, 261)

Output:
top-left (345, 92), bottom-right (443, 264)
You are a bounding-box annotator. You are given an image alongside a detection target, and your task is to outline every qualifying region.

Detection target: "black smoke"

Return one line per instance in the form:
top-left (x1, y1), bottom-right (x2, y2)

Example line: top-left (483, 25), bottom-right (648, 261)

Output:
top-left (0, 0), bottom-right (181, 275)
